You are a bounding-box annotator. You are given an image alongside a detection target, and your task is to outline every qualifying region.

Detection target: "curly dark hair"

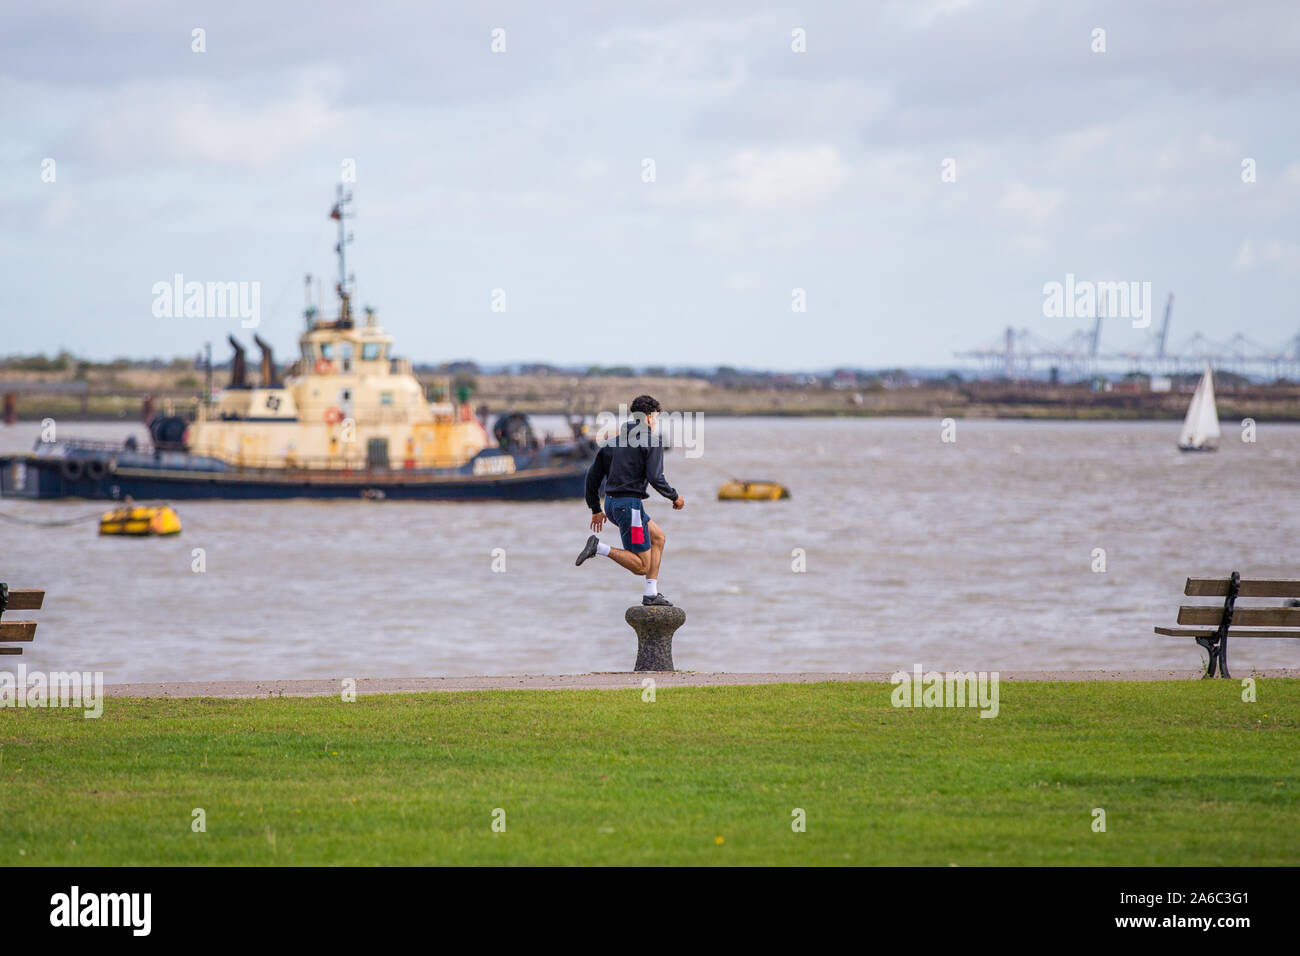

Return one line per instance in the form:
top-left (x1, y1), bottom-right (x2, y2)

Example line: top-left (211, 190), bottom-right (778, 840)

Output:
top-left (629, 394), bottom-right (662, 416)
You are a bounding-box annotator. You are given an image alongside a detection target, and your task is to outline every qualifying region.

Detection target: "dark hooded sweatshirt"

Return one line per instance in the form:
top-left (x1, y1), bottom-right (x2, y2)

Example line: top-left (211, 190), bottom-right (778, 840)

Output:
top-left (584, 421), bottom-right (678, 514)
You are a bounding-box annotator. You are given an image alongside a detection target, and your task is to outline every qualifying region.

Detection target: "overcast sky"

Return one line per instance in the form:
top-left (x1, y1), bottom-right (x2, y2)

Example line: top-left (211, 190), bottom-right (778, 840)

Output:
top-left (4, 0), bottom-right (1299, 369)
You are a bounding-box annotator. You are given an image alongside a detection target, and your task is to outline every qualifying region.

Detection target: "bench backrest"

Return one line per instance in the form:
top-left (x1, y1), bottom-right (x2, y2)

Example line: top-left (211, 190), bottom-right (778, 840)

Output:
top-left (0, 587), bottom-right (44, 655)
top-left (4, 589), bottom-right (46, 611)
top-left (1178, 577), bottom-right (1300, 628)
top-left (1184, 577), bottom-right (1300, 598)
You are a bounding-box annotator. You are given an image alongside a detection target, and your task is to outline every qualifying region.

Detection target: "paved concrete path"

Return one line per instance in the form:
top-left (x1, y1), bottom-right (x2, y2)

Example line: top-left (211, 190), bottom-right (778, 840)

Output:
top-left (100, 668), bottom-right (1300, 699)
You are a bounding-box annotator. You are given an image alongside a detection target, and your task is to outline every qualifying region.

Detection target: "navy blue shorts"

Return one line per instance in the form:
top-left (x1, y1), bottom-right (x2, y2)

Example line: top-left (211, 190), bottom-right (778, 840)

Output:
top-left (604, 496), bottom-right (652, 553)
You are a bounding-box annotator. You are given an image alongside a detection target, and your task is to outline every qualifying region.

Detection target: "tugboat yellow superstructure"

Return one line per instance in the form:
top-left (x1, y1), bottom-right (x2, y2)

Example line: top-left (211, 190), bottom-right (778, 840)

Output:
top-left (187, 307), bottom-right (489, 473)
top-left (1, 187), bottom-right (595, 502)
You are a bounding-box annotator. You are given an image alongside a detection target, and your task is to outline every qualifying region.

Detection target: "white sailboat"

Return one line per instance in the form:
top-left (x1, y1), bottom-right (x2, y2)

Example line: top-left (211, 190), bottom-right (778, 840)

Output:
top-left (1178, 366), bottom-right (1220, 452)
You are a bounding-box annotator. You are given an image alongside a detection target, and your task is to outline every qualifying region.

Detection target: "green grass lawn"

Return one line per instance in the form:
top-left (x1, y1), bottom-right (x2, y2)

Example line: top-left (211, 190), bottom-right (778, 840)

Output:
top-left (1, 680), bottom-right (1296, 865)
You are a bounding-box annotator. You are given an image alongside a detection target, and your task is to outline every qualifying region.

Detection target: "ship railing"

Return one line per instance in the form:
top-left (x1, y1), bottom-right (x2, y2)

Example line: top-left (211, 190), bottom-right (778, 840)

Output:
top-left (195, 404), bottom-right (426, 425)
top-left (31, 437), bottom-right (140, 455)
top-left (217, 453), bottom-right (479, 473)
top-left (339, 405), bottom-right (419, 424)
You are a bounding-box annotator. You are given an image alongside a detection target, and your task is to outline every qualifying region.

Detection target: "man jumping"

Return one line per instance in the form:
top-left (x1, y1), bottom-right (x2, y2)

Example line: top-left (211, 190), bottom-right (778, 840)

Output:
top-left (575, 395), bottom-right (684, 606)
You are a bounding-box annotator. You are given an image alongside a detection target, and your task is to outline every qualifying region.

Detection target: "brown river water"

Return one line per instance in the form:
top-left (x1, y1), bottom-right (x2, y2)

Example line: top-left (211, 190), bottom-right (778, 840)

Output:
top-left (1, 416), bottom-right (1296, 682)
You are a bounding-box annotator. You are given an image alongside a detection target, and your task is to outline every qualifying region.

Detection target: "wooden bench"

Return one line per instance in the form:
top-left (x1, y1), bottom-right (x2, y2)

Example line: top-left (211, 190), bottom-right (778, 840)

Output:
top-left (1154, 572), bottom-right (1300, 678)
top-left (0, 584), bottom-right (44, 656)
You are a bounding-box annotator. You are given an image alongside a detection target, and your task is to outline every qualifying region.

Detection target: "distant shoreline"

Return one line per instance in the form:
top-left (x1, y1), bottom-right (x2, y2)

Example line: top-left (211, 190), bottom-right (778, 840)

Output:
top-left (8, 405), bottom-right (1300, 423)
top-left (7, 371), bottom-right (1300, 422)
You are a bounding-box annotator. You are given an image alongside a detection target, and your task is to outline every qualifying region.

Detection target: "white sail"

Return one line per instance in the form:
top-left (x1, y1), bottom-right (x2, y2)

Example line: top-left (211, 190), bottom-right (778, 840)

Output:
top-left (1178, 366), bottom-right (1220, 449)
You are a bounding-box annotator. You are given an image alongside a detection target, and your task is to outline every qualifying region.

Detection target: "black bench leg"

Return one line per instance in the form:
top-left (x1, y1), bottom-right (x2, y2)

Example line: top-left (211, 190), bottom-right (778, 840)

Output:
top-left (1196, 636), bottom-right (1229, 679)
top-left (1196, 571), bottom-right (1239, 679)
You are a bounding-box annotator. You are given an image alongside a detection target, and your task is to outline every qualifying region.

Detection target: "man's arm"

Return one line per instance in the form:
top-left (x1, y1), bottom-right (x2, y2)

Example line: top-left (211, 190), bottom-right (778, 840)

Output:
top-left (645, 444), bottom-right (678, 501)
top-left (585, 446), bottom-right (609, 514)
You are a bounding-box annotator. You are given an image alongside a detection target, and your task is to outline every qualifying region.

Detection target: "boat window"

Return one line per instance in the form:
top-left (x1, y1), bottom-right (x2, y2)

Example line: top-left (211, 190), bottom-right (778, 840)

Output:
top-left (302, 343), bottom-right (315, 362)
top-left (341, 342), bottom-right (353, 373)
top-left (381, 392), bottom-right (393, 406)
top-left (362, 343), bottom-right (382, 361)
top-left (320, 342), bottom-right (335, 360)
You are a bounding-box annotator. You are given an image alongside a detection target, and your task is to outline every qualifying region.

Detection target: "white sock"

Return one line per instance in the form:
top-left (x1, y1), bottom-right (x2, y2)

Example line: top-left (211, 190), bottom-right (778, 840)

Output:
top-left (597, 543), bottom-right (611, 557)
top-left (645, 578), bottom-right (658, 597)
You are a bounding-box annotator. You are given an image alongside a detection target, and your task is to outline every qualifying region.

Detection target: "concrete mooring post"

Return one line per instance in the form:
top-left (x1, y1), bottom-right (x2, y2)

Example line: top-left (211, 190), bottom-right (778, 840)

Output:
top-left (625, 605), bottom-right (686, 671)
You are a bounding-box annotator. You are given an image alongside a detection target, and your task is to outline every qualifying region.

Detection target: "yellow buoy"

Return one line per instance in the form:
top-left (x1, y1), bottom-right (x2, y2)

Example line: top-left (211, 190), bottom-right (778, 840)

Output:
top-left (98, 505), bottom-right (182, 536)
top-left (717, 480), bottom-right (790, 501)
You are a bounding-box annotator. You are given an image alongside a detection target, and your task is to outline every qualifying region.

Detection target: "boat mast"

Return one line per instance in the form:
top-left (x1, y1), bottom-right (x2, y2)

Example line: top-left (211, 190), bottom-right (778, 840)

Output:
top-left (331, 184), bottom-right (354, 327)
top-left (303, 273), bottom-right (317, 328)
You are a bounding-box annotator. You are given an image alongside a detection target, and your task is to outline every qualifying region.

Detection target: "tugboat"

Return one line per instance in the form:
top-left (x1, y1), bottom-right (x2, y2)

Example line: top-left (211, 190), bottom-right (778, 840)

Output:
top-left (0, 189), bottom-right (595, 501)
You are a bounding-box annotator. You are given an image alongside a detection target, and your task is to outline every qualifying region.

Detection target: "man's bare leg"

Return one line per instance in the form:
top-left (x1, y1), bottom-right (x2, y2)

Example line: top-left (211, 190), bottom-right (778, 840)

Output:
top-left (576, 528), bottom-right (650, 574)
top-left (647, 520), bottom-right (666, 581)
top-left (606, 548), bottom-right (650, 576)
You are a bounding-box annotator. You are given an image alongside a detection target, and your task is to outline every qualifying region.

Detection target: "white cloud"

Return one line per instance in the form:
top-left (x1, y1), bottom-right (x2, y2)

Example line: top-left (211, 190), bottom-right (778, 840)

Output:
top-left (591, 16), bottom-right (769, 101)
top-left (1233, 238), bottom-right (1300, 274)
top-left (887, 0), bottom-right (976, 30)
top-left (1052, 125), bottom-right (1113, 161)
top-left (76, 70), bottom-right (345, 170)
top-left (574, 157), bottom-right (610, 181)
top-left (668, 146), bottom-right (849, 210)
top-left (724, 271), bottom-right (761, 292)
top-left (998, 181), bottom-right (1064, 227)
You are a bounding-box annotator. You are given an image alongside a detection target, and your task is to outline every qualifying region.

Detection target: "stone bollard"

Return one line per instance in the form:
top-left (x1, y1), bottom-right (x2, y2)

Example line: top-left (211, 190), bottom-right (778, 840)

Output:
top-left (625, 605), bottom-right (686, 672)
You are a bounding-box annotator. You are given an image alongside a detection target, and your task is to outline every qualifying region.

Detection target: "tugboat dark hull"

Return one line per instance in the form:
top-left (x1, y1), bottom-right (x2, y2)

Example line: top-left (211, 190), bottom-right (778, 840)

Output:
top-left (0, 447), bottom-right (591, 501)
